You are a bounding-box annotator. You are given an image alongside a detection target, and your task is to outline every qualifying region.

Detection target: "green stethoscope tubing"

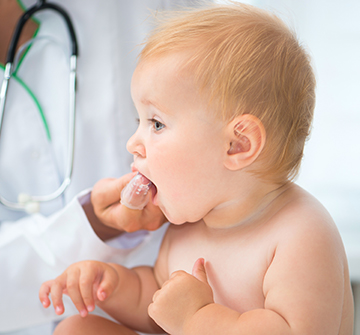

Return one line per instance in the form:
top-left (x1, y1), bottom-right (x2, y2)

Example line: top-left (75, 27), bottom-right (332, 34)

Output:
top-left (0, 64), bottom-right (51, 141)
top-left (9, 0), bottom-right (51, 140)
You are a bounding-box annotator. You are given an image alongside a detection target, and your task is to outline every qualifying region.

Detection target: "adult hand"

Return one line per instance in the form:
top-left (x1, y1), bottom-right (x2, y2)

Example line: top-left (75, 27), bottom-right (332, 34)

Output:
top-left (91, 172), bottom-right (167, 233)
top-left (148, 258), bottom-right (214, 334)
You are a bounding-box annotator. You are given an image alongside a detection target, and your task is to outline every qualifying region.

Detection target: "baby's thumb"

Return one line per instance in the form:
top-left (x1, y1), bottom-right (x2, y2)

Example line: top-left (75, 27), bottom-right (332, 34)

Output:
top-left (96, 268), bottom-right (118, 302)
top-left (192, 258), bottom-right (208, 284)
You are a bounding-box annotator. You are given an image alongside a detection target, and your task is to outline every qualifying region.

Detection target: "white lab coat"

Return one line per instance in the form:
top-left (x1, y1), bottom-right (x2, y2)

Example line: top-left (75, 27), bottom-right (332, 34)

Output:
top-left (0, 0), bottom-right (195, 333)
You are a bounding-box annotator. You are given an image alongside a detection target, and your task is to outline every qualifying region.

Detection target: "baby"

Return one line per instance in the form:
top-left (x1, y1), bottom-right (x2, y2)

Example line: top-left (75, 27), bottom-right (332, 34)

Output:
top-left (39, 3), bottom-right (354, 334)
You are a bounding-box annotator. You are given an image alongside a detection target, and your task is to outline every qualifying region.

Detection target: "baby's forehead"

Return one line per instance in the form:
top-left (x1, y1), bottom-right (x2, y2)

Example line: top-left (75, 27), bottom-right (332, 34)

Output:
top-left (133, 53), bottom-right (222, 120)
top-left (135, 52), bottom-right (201, 91)
top-left (137, 51), bottom-right (193, 74)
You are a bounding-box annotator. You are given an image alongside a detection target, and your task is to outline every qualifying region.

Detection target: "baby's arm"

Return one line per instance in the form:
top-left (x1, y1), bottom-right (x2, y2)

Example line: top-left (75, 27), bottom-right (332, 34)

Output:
top-left (149, 221), bottom-right (346, 334)
top-left (39, 261), bottom-right (162, 334)
top-left (98, 264), bottom-right (162, 333)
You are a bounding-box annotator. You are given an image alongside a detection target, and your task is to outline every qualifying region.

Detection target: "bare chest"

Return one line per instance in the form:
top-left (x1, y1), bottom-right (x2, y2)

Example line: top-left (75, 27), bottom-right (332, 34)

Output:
top-left (166, 225), bottom-right (275, 314)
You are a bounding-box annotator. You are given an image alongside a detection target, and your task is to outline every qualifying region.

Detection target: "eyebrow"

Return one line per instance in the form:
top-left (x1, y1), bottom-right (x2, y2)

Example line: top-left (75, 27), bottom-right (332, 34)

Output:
top-left (140, 98), bottom-right (170, 115)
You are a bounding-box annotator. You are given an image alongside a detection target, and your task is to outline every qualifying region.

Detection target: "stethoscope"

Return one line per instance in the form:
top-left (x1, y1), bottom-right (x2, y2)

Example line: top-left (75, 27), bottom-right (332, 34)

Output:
top-left (0, 0), bottom-right (78, 213)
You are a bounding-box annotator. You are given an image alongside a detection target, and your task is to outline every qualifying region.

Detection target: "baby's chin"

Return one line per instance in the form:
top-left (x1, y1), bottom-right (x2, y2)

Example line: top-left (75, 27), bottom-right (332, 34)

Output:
top-left (160, 205), bottom-right (199, 225)
top-left (132, 170), bottom-right (200, 224)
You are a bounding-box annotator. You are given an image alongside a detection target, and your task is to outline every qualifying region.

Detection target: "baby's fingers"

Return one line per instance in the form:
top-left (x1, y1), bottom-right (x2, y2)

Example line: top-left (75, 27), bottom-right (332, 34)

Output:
top-left (39, 280), bottom-right (55, 309)
top-left (96, 264), bottom-right (119, 302)
top-left (50, 280), bottom-right (67, 315)
top-left (78, 271), bottom-right (100, 315)
top-left (66, 269), bottom-right (91, 317)
top-left (39, 279), bottom-right (66, 315)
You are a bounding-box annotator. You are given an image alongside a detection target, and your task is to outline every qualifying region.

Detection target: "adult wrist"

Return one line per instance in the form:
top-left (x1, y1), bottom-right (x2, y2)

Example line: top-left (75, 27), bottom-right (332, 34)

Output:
top-left (81, 191), bottom-right (124, 241)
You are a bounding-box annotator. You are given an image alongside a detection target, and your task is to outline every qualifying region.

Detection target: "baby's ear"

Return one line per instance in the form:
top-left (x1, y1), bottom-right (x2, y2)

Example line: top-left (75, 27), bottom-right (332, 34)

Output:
top-left (224, 114), bottom-right (266, 171)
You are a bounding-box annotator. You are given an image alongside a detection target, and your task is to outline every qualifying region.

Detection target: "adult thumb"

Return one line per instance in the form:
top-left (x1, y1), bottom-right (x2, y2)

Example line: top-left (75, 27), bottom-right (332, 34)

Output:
top-left (192, 258), bottom-right (208, 284)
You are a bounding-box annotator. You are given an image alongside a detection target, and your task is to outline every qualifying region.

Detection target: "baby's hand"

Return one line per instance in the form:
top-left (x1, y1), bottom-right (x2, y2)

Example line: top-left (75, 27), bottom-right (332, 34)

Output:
top-left (148, 258), bottom-right (214, 334)
top-left (39, 261), bottom-right (119, 317)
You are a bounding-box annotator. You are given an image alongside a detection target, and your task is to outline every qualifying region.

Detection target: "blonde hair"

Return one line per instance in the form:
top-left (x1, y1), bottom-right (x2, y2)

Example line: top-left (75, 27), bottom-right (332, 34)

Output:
top-left (139, 2), bottom-right (316, 184)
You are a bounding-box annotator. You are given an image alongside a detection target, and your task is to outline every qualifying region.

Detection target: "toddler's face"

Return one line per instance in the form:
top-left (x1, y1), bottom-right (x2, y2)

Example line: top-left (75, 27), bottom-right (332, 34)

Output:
top-left (127, 54), bottom-right (229, 224)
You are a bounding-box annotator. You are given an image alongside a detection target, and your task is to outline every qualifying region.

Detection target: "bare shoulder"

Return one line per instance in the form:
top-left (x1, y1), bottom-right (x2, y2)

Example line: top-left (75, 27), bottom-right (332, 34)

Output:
top-left (263, 183), bottom-right (353, 334)
top-left (272, 183), bottom-right (343, 248)
top-left (268, 183), bottom-right (349, 281)
top-left (268, 183), bottom-right (348, 274)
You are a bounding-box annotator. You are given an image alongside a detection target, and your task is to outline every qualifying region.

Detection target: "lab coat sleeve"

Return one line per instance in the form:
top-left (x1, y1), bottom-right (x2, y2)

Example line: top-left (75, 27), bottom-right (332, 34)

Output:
top-left (0, 190), bottom-right (163, 332)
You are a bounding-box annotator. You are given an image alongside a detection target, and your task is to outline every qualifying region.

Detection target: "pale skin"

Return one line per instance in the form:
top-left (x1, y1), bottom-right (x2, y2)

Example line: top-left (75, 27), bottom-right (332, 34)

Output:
top-left (39, 53), bottom-right (354, 334)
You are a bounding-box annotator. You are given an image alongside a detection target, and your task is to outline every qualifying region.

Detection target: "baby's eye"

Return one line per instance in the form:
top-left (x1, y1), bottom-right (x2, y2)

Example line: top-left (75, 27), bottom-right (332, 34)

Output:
top-left (150, 119), bottom-right (165, 131)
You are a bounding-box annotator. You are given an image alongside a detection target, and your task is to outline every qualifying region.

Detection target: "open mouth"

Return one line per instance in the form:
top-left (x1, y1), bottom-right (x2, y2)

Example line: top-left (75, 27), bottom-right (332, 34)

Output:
top-left (133, 170), bottom-right (158, 204)
top-left (121, 170), bottom-right (158, 210)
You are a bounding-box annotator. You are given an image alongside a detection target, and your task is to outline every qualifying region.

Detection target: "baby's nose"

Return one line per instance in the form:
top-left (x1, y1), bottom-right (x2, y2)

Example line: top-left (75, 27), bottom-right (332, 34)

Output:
top-left (127, 131), bottom-right (146, 157)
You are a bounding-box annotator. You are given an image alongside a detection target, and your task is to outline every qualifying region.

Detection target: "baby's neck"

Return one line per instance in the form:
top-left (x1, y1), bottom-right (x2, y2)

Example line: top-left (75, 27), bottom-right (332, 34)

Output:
top-left (202, 177), bottom-right (291, 230)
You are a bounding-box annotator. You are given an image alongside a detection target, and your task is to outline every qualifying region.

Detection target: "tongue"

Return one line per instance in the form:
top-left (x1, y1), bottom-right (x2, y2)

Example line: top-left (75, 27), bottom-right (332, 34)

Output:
top-left (137, 172), bottom-right (151, 185)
